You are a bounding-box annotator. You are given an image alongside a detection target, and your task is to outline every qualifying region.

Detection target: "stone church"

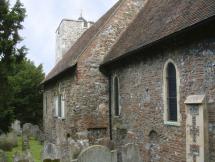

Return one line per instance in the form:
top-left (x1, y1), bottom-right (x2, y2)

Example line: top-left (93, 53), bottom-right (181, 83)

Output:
top-left (42, 0), bottom-right (215, 161)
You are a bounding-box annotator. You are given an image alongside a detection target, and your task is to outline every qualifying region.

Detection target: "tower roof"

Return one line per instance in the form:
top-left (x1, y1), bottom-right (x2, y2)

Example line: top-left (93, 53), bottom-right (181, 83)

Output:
top-left (78, 16), bottom-right (87, 22)
top-left (42, 0), bottom-right (122, 84)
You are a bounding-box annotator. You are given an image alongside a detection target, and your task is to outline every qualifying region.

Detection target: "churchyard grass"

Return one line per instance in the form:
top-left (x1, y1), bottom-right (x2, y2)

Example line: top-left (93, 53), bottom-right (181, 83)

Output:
top-left (29, 137), bottom-right (43, 162)
top-left (6, 136), bottom-right (43, 162)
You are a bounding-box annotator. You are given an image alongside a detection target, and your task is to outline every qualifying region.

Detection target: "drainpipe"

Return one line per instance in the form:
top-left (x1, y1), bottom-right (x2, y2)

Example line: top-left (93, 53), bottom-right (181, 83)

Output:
top-left (109, 75), bottom-right (112, 140)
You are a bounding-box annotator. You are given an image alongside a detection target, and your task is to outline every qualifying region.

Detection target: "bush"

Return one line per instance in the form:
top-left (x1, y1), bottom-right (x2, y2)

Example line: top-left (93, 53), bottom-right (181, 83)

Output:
top-left (0, 132), bottom-right (18, 151)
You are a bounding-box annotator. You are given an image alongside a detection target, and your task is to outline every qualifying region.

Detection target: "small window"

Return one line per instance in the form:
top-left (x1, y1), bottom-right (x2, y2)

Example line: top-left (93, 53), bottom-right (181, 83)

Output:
top-left (58, 95), bottom-right (62, 117)
top-left (54, 94), bottom-right (65, 118)
top-left (54, 96), bottom-right (58, 117)
top-left (113, 76), bottom-right (120, 116)
top-left (45, 95), bottom-right (48, 114)
top-left (163, 59), bottom-right (180, 126)
top-left (61, 94), bottom-right (65, 118)
top-left (84, 21), bottom-right (88, 28)
top-left (167, 63), bottom-right (177, 121)
top-left (44, 93), bottom-right (48, 115)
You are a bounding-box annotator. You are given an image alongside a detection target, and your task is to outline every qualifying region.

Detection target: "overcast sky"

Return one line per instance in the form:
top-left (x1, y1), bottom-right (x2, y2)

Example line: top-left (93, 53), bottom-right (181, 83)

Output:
top-left (12, 0), bottom-right (118, 74)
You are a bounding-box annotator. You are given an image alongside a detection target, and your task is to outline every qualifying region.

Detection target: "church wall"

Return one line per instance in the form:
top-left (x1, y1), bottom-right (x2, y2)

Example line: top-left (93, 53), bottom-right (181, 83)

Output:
top-left (109, 38), bottom-right (215, 162)
top-left (75, 0), bottom-right (146, 143)
top-left (43, 74), bottom-right (76, 143)
top-left (43, 0), bottom-right (146, 161)
top-left (43, 74), bottom-right (84, 161)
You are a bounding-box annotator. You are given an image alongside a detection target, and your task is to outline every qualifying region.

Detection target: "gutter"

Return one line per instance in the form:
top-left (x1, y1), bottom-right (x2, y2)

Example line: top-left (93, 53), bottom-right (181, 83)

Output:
top-left (100, 15), bottom-right (215, 70)
top-left (41, 64), bottom-right (77, 85)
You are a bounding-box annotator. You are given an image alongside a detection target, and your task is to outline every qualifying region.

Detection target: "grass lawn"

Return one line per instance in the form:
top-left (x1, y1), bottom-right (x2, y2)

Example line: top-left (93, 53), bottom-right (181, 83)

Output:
top-left (6, 136), bottom-right (43, 162)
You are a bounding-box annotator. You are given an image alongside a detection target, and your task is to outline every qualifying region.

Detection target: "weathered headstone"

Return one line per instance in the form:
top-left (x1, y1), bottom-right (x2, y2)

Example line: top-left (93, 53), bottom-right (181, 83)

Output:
top-left (0, 149), bottom-right (7, 162)
top-left (13, 150), bottom-right (34, 162)
top-left (42, 143), bottom-right (60, 162)
top-left (22, 123), bottom-right (32, 137)
top-left (72, 145), bottom-right (117, 162)
top-left (13, 152), bottom-right (22, 162)
top-left (11, 120), bottom-right (22, 135)
top-left (22, 123), bottom-right (43, 143)
top-left (68, 138), bottom-right (89, 160)
top-left (22, 135), bottom-right (29, 151)
top-left (121, 143), bottom-right (143, 162)
top-left (23, 150), bottom-right (34, 162)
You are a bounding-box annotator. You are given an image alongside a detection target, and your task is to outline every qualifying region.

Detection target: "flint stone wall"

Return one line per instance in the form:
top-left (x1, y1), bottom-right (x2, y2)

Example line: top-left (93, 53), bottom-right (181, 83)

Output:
top-left (43, 1), bottom-right (146, 160)
top-left (109, 33), bottom-right (215, 161)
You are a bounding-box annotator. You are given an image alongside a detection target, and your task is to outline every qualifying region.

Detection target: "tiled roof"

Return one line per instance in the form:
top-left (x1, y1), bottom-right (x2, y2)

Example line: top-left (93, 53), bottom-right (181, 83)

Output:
top-left (42, 0), bottom-right (121, 83)
top-left (102, 0), bottom-right (215, 65)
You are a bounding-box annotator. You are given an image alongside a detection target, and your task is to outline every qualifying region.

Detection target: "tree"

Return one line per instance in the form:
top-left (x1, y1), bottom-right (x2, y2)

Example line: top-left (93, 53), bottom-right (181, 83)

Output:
top-left (0, 0), bottom-right (26, 132)
top-left (9, 59), bottom-right (44, 126)
top-left (0, 0), bottom-right (27, 62)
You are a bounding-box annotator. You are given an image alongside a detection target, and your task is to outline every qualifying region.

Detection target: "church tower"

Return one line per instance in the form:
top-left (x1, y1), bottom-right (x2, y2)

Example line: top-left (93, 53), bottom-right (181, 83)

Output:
top-left (55, 16), bottom-right (94, 63)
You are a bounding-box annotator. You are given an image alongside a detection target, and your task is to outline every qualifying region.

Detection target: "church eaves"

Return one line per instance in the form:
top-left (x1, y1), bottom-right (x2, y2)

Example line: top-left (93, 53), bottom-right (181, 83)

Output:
top-left (102, 0), bottom-right (215, 67)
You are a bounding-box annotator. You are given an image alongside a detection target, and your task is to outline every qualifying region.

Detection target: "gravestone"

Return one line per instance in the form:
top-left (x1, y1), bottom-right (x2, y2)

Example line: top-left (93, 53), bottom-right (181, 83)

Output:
top-left (72, 145), bottom-right (117, 162)
top-left (22, 123), bottom-right (43, 143)
top-left (22, 135), bottom-right (29, 151)
top-left (121, 143), bottom-right (143, 162)
top-left (185, 95), bottom-right (209, 162)
top-left (0, 149), bottom-right (7, 162)
top-left (11, 120), bottom-right (22, 135)
top-left (31, 125), bottom-right (40, 138)
top-left (22, 123), bottom-right (32, 139)
top-left (42, 143), bottom-right (60, 162)
top-left (68, 138), bottom-right (89, 160)
top-left (13, 150), bottom-right (34, 162)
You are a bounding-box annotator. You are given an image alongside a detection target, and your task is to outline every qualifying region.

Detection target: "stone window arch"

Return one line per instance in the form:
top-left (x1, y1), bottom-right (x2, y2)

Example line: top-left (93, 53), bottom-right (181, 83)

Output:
top-left (113, 76), bottom-right (120, 116)
top-left (163, 59), bottom-right (181, 126)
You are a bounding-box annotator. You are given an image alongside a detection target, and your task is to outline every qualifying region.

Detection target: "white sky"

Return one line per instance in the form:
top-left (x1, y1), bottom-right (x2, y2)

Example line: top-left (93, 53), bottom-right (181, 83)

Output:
top-left (12, 0), bottom-right (118, 74)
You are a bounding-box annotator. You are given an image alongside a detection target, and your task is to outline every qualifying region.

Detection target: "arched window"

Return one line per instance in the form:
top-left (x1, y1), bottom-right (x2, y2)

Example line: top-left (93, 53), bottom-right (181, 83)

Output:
top-left (113, 76), bottom-right (120, 116)
top-left (167, 63), bottom-right (177, 121)
top-left (163, 60), bottom-right (180, 125)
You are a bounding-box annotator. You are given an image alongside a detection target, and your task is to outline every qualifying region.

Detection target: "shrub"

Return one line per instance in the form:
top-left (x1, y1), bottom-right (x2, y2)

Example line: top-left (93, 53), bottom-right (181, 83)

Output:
top-left (0, 132), bottom-right (18, 151)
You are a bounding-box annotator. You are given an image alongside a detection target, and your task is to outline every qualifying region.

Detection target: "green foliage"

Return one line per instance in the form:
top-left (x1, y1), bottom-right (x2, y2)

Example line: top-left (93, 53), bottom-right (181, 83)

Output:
top-left (0, 0), bottom-right (27, 132)
top-left (6, 137), bottom-right (43, 162)
top-left (5, 136), bottom-right (22, 162)
top-left (9, 59), bottom-right (45, 126)
top-left (0, 0), bottom-right (27, 63)
top-left (29, 137), bottom-right (43, 162)
top-left (0, 0), bottom-right (44, 132)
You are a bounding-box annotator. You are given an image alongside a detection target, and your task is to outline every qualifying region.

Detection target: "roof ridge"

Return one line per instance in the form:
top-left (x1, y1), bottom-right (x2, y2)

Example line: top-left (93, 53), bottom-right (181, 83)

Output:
top-left (73, 0), bottom-right (124, 65)
top-left (43, 0), bottom-right (123, 84)
top-left (102, 0), bottom-right (215, 66)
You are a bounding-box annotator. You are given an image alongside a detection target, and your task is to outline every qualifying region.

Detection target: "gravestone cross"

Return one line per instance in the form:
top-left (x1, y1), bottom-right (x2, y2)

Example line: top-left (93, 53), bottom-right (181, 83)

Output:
top-left (185, 95), bottom-right (209, 162)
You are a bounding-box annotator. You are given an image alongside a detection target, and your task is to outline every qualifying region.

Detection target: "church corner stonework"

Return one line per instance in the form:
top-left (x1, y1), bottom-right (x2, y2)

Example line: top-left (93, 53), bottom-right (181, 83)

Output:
top-left (42, 0), bottom-right (215, 161)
